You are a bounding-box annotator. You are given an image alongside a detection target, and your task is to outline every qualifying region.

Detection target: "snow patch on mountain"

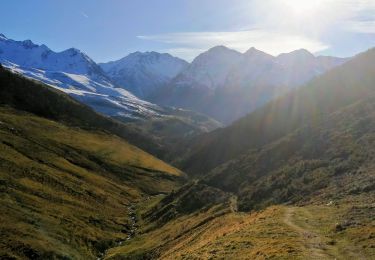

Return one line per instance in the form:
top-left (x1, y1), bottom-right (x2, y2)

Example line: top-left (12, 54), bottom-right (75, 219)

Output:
top-left (0, 34), bottom-right (164, 120)
top-left (100, 51), bottom-right (188, 98)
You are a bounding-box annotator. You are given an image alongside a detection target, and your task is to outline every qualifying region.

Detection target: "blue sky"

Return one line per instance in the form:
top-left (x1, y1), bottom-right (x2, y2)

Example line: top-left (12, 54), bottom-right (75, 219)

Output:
top-left (1, 0), bottom-right (374, 62)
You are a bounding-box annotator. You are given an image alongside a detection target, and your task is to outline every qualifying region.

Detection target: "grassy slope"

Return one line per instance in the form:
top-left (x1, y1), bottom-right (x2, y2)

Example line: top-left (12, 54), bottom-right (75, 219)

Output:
top-left (204, 94), bottom-right (375, 211)
top-left (179, 48), bottom-right (375, 175)
top-left (0, 107), bottom-right (183, 259)
top-left (107, 195), bottom-right (374, 259)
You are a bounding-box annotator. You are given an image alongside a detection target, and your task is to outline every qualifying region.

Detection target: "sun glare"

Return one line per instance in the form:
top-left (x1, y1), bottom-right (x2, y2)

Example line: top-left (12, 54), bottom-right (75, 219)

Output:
top-left (285, 0), bottom-right (323, 15)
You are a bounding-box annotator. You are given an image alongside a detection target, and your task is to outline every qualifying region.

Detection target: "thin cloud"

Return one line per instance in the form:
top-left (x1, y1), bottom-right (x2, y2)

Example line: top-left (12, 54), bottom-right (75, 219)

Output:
top-left (344, 20), bottom-right (375, 34)
top-left (138, 30), bottom-right (329, 60)
top-left (81, 12), bottom-right (89, 19)
top-left (332, 0), bottom-right (375, 34)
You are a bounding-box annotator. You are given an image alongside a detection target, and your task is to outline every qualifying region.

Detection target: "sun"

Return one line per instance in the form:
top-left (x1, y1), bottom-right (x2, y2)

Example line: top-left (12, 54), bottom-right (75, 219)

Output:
top-left (284, 0), bottom-right (323, 15)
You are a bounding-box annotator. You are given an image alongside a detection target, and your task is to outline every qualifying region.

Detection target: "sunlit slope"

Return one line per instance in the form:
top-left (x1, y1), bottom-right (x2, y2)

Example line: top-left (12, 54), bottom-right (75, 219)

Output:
top-left (107, 195), bottom-right (374, 259)
top-left (180, 48), bottom-right (375, 175)
top-left (0, 107), bottom-right (182, 259)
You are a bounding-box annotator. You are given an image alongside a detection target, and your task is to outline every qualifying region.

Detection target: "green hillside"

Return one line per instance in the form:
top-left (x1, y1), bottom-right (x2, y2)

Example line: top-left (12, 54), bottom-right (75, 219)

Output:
top-left (0, 68), bottom-right (184, 259)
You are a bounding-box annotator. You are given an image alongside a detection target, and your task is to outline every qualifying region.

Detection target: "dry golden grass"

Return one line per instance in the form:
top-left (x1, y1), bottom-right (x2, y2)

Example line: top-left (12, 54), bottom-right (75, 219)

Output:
top-left (107, 195), bottom-right (374, 259)
top-left (0, 107), bottom-right (182, 259)
top-left (0, 107), bottom-right (181, 176)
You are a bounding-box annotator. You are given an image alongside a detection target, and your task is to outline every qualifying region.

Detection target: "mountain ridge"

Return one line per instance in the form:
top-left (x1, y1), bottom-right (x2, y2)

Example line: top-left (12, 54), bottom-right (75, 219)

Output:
top-left (100, 51), bottom-right (188, 98)
top-left (151, 46), bottom-right (348, 124)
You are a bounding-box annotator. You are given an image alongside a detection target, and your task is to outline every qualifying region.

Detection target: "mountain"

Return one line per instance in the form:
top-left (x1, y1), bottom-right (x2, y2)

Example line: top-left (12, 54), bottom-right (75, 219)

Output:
top-left (0, 33), bottom-right (106, 77)
top-left (0, 66), bottom-right (184, 259)
top-left (179, 47), bottom-right (375, 176)
top-left (100, 51), bottom-right (188, 98)
top-left (151, 46), bottom-right (348, 124)
top-left (0, 34), bottom-right (221, 155)
top-left (0, 33), bottom-right (166, 121)
top-left (102, 47), bottom-right (375, 260)
top-left (172, 46), bottom-right (243, 90)
top-left (149, 46), bottom-right (243, 111)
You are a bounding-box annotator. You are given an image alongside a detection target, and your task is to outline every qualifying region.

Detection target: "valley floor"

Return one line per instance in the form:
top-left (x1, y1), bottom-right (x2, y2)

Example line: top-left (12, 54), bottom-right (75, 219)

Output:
top-left (105, 195), bottom-right (374, 259)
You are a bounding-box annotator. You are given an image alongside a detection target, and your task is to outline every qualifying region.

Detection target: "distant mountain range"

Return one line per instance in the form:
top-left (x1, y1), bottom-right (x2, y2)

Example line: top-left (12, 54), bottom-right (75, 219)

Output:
top-left (0, 34), bottom-right (221, 150)
top-left (150, 46), bottom-right (349, 124)
top-left (0, 33), bottom-right (348, 126)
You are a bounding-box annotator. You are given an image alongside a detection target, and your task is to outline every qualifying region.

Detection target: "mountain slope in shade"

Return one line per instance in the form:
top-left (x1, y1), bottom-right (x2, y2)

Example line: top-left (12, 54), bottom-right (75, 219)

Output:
top-left (151, 46), bottom-right (348, 124)
top-left (100, 51), bottom-right (188, 98)
top-left (178, 47), bottom-right (375, 176)
top-left (0, 34), bottom-right (165, 121)
top-left (99, 47), bottom-right (375, 259)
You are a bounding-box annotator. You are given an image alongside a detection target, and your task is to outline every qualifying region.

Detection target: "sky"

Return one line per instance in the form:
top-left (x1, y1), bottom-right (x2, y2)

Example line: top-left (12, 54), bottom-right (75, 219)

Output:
top-left (1, 0), bottom-right (374, 62)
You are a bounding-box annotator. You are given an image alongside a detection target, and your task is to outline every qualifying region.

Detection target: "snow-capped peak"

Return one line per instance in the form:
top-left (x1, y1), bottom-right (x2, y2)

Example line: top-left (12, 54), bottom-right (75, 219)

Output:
top-left (100, 51), bottom-right (188, 98)
top-left (0, 35), bottom-right (103, 76)
top-left (0, 33), bottom-right (8, 41)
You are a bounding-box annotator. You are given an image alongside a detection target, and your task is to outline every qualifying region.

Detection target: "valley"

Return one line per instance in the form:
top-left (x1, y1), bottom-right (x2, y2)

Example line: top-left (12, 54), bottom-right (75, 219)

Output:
top-left (1, 6), bottom-right (375, 258)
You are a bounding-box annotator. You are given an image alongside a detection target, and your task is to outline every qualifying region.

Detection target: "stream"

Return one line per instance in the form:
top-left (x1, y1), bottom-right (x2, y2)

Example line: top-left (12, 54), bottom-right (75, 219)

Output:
top-left (97, 203), bottom-right (138, 260)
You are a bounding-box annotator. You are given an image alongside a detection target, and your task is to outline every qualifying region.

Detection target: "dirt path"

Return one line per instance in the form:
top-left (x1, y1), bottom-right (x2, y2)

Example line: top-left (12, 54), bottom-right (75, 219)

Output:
top-left (229, 195), bottom-right (238, 213)
top-left (283, 207), bottom-right (367, 260)
top-left (284, 207), bottom-right (331, 259)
